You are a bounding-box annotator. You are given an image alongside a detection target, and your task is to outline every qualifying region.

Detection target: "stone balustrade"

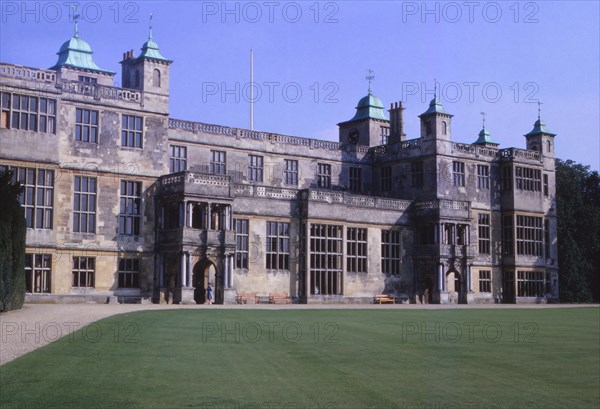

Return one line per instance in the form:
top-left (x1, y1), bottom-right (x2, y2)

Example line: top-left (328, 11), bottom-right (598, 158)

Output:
top-left (168, 118), bottom-right (372, 154)
top-left (60, 80), bottom-right (142, 104)
top-left (0, 63), bottom-right (57, 83)
top-left (415, 199), bottom-right (470, 213)
top-left (499, 147), bottom-right (541, 161)
top-left (304, 189), bottom-right (411, 211)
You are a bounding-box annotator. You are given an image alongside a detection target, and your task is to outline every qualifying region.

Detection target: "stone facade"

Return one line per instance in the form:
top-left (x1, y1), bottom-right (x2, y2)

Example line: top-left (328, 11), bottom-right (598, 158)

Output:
top-left (0, 31), bottom-right (558, 304)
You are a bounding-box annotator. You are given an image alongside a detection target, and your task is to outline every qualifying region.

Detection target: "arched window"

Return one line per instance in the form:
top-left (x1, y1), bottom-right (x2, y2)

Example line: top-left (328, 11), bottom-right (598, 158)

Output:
top-left (134, 70), bottom-right (140, 88)
top-left (442, 121), bottom-right (447, 135)
top-left (547, 140), bottom-right (552, 153)
top-left (153, 69), bottom-right (161, 87)
top-left (425, 120), bottom-right (432, 135)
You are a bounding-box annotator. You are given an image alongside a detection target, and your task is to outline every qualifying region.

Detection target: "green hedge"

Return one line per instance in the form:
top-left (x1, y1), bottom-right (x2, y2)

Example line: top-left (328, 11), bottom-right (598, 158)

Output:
top-left (0, 172), bottom-right (26, 312)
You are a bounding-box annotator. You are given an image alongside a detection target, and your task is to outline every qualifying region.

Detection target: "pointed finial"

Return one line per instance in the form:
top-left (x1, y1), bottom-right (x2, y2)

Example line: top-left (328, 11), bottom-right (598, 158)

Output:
top-left (366, 69), bottom-right (374, 94)
top-left (537, 100), bottom-right (542, 120)
top-left (72, 5), bottom-right (80, 37)
top-left (481, 112), bottom-right (486, 129)
top-left (434, 78), bottom-right (437, 99)
top-left (149, 13), bottom-right (153, 40)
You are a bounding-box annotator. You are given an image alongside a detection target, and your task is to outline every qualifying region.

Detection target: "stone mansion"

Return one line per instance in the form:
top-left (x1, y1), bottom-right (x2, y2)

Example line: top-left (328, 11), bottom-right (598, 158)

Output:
top-left (0, 25), bottom-right (559, 304)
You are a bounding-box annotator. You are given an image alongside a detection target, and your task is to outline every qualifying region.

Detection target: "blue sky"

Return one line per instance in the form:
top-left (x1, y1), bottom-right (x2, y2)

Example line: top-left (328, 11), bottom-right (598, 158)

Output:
top-left (1, 1), bottom-right (598, 169)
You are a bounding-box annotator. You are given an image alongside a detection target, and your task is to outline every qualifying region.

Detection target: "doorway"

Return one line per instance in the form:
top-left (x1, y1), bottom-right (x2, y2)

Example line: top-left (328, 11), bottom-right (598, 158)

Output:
top-left (193, 259), bottom-right (216, 304)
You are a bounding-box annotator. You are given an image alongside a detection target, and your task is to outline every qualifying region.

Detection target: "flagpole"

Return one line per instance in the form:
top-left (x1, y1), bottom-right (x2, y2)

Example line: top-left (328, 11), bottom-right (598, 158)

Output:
top-left (250, 49), bottom-right (254, 130)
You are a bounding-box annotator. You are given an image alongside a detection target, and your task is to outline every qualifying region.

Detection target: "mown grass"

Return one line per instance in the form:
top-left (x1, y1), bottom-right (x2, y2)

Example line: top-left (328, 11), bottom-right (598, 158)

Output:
top-left (1, 308), bottom-right (598, 409)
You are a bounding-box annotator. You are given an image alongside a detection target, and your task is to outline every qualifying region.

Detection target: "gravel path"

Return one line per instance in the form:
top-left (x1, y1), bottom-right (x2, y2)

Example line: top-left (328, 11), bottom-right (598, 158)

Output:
top-left (1, 303), bottom-right (597, 366)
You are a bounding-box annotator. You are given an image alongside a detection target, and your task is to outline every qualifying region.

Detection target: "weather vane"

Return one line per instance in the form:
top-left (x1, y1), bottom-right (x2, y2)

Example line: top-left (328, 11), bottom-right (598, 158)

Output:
top-left (72, 5), bottom-right (80, 37)
top-left (434, 78), bottom-right (437, 99)
top-left (481, 112), bottom-right (486, 128)
top-left (537, 100), bottom-right (543, 120)
top-left (149, 13), bottom-right (153, 40)
top-left (366, 69), bottom-right (374, 94)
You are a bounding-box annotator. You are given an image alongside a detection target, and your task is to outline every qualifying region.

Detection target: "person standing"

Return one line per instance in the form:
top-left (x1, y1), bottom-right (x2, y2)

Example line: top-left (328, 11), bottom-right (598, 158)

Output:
top-left (207, 282), bottom-right (213, 305)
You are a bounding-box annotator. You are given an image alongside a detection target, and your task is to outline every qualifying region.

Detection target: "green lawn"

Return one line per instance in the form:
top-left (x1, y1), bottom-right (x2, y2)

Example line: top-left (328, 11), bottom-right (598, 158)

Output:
top-left (1, 308), bottom-right (598, 409)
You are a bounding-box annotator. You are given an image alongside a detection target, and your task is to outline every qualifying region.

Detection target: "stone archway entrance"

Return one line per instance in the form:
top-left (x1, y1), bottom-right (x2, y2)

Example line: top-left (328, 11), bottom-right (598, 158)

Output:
top-left (193, 259), bottom-right (217, 304)
top-left (421, 275), bottom-right (434, 304)
top-left (446, 270), bottom-right (465, 304)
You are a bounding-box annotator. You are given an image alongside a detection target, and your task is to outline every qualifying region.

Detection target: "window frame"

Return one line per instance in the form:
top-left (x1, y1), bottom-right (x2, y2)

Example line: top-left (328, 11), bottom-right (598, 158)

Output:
top-left (381, 166), bottom-right (392, 192)
top-left (210, 150), bottom-right (227, 175)
top-left (283, 159), bottom-right (298, 186)
top-left (266, 221), bottom-right (290, 271)
top-left (72, 256), bottom-right (95, 288)
top-left (348, 167), bottom-right (362, 193)
top-left (119, 180), bottom-right (142, 236)
top-left (477, 164), bottom-right (490, 190)
top-left (25, 253), bottom-right (52, 293)
top-left (479, 270), bottom-right (491, 293)
top-left (73, 176), bottom-right (97, 233)
top-left (75, 108), bottom-right (99, 143)
top-left (317, 163), bottom-right (331, 189)
top-left (118, 258), bottom-right (140, 288)
top-left (452, 161), bottom-right (465, 187)
top-left (248, 155), bottom-right (264, 183)
top-left (347, 227), bottom-right (367, 274)
top-left (169, 145), bottom-right (187, 173)
top-left (478, 213), bottom-right (491, 254)
top-left (0, 92), bottom-right (56, 134)
top-left (121, 114), bottom-right (143, 148)
top-left (381, 230), bottom-right (402, 275)
top-left (234, 219), bottom-right (249, 269)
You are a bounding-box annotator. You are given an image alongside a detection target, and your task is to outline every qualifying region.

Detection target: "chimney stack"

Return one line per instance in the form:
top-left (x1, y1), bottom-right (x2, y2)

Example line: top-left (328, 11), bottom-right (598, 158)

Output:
top-left (389, 101), bottom-right (406, 143)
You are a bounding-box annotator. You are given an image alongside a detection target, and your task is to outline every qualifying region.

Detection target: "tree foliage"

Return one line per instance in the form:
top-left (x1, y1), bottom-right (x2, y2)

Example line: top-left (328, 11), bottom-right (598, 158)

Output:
top-left (555, 159), bottom-right (600, 302)
top-left (0, 171), bottom-right (26, 312)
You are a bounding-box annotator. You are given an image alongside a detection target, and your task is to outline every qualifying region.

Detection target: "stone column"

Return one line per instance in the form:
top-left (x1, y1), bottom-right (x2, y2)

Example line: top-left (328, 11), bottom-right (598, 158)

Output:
top-left (180, 253), bottom-right (187, 287)
top-left (224, 255), bottom-right (229, 289)
top-left (159, 254), bottom-right (164, 287)
top-left (341, 225), bottom-right (347, 295)
top-left (187, 202), bottom-right (193, 228)
top-left (206, 203), bottom-right (212, 230)
top-left (225, 206), bottom-right (231, 230)
top-left (229, 255), bottom-right (234, 287)
top-left (467, 264), bottom-right (472, 292)
top-left (438, 263), bottom-right (444, 291)
top-left (187, 252), bottom-right (192, 287)
top-left (305, 221), bottom-right (311, 300)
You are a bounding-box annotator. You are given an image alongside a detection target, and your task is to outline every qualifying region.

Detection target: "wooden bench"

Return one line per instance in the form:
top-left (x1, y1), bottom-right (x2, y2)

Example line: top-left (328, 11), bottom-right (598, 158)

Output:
top-left (235, 291), bottom-right (258, 304)
top-left (373, 294), bottom-right (396, 304)
top-left (269, 292), bottom-right (291, 304)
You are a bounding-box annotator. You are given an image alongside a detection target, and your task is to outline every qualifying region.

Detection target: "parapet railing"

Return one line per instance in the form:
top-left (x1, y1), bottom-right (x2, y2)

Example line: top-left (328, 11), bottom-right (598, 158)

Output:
top-left (0, 63), bottom-right (57, 83)
top-left (60, 80), bottom-right (142, 104)
top-left (414, 199), bottom-right (470, 213)
top-left (168, 118), bottom-right (371, 154)
top-left (303, 189), bottom-right (411, 211)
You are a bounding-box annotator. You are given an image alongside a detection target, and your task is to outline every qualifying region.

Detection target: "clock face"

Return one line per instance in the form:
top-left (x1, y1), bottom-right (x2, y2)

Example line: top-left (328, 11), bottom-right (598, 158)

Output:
top-left (348, 128), bottom-right (359, 144)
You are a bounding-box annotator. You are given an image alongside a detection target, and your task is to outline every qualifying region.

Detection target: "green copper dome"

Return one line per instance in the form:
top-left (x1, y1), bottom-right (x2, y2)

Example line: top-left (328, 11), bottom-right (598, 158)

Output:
top-left (525, 117), bottom-right (556, 136)
top-left (342, 92), bottom-right (388, 122)
top-left (474, 127), bottom-right (498, 145)
top-left (139, 38), bottom-right (172, 62)
top-left (50, 35), bottom-right (113, 74)
top-left (420, 97), bottom-right (447, 116)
